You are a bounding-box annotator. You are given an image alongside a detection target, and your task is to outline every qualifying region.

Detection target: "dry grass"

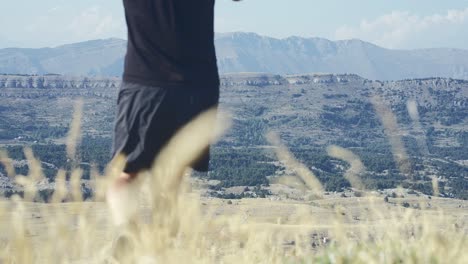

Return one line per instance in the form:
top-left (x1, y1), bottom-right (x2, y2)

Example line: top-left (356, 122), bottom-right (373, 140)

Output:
top-left (0, 102), bottom-right (466, 264)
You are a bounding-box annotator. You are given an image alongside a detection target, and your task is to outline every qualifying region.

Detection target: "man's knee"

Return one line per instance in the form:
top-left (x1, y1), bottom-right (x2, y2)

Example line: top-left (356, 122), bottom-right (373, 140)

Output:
top-left (114, 172), bottom-right (139, 188)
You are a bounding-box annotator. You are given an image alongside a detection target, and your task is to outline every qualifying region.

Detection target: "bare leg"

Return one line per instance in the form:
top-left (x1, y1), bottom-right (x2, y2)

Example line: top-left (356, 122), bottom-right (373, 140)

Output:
top-left (107, 172), bottom-right (140, 226)
top-left (113, 172), bottom-right (138, 189)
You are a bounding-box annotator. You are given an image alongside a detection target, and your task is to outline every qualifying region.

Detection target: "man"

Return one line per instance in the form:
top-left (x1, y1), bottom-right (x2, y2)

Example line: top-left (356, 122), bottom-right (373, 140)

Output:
top-left (107, 0), bottom-right (240, 225)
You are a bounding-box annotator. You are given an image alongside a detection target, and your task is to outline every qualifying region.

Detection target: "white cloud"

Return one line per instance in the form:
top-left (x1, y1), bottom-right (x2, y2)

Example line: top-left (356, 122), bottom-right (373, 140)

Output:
top-left (48, 6), bottom-right (60, 13)
top-left (335, 8), bottom-right (468, 49)
top-left (2, 5), bottom-right (126, 48)
top-left (67, 7), bottom-right (125, 40)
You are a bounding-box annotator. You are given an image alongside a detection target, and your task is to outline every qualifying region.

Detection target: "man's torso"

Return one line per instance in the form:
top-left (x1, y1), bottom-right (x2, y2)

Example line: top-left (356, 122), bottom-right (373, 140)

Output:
top-left (123, 0), bottom-right (219, 88)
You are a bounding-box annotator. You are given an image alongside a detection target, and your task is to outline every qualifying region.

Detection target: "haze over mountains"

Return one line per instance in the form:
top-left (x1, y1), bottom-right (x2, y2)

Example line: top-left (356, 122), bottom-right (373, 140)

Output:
top-left (1, 32), bottom-right (467, 80)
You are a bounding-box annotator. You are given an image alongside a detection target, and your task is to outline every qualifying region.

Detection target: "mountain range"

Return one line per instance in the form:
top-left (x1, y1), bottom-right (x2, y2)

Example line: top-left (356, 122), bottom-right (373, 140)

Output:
top-left (1, 32), bottom-right (468, 80)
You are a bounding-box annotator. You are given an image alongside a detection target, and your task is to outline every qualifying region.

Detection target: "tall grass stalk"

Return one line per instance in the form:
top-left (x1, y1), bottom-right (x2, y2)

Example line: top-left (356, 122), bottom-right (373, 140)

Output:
top-left (0, 104), bottom-right (466, 264)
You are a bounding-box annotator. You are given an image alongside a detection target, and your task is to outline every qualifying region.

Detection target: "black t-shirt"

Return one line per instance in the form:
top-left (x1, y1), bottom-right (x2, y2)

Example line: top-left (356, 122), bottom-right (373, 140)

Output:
top-left (123, 0), bottom-right (219, 88)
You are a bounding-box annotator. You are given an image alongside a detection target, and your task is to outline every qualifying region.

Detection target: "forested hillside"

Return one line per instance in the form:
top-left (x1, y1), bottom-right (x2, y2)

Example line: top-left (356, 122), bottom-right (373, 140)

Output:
top-left (0, 73), bottom-right (466, 199)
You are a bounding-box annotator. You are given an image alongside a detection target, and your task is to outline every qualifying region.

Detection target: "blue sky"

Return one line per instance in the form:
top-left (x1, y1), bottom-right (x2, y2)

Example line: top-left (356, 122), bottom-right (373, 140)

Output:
top-left (0, 0), bottom-right (467, 49)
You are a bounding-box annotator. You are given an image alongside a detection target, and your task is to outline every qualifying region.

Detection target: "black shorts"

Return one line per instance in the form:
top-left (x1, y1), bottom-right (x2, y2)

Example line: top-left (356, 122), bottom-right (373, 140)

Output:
top-left (112, 81), bottom-right (219, 173)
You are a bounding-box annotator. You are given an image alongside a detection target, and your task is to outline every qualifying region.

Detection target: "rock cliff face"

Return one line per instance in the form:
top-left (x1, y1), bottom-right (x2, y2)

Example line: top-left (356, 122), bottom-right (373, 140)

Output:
top-left (0, 73), bottom-right (390, 89)
top-left (1, 73), bottom-right (353, 89)
top-left (1, 33), bottom-right (468, 80)
top-left (2, 73), bottom-right (467, 90)
top-left (0, 75), bottom-right (120, 89)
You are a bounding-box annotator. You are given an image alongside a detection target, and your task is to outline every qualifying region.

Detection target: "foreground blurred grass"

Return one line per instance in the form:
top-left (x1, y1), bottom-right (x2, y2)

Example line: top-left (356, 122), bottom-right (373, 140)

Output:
top-left (0, 105), bottom-right (466, 263)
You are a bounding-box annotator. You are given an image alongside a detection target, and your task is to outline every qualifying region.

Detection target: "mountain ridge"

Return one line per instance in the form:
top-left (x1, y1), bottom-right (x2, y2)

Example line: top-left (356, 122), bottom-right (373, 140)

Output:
top-left (1, 32), bottom-right (468, 80)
